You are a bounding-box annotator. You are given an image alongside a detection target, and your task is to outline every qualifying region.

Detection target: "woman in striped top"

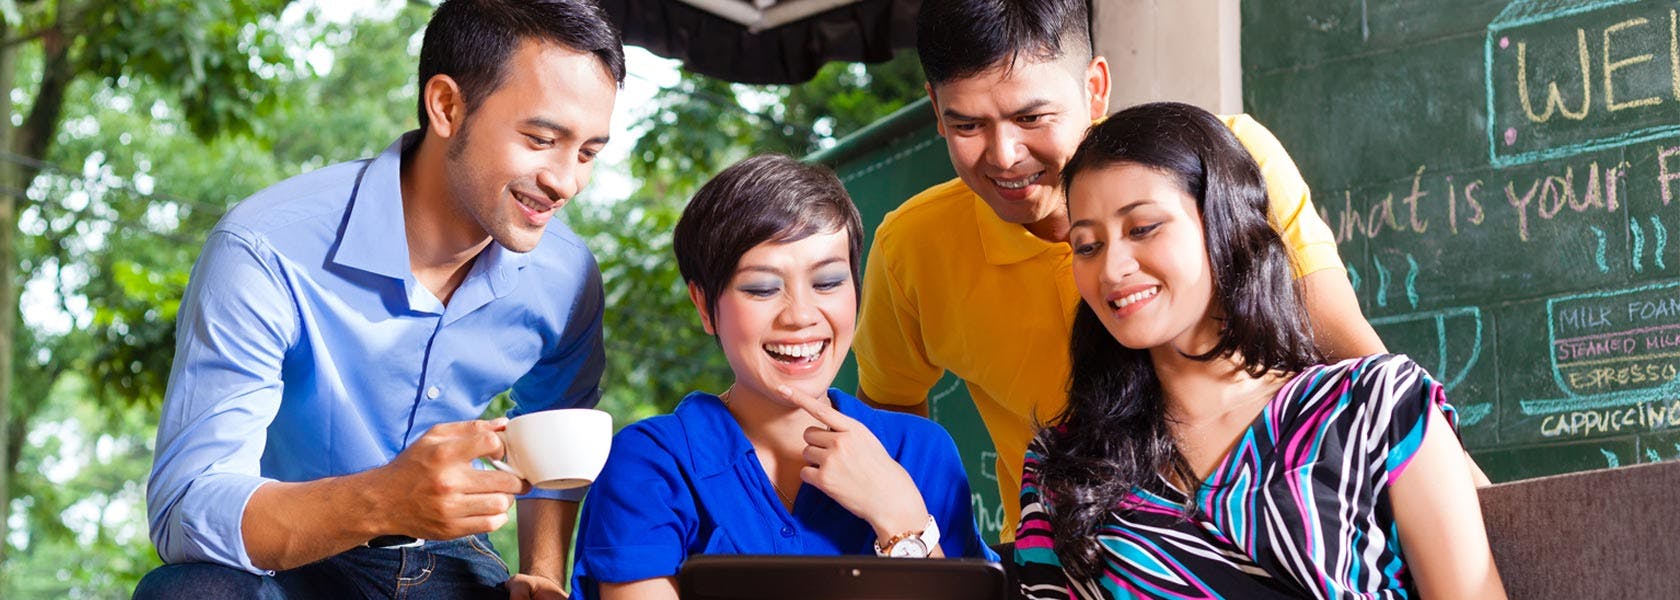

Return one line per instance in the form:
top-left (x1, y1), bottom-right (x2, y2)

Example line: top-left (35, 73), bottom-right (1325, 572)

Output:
top-left (1015, 102), bottom-right (1506, 599)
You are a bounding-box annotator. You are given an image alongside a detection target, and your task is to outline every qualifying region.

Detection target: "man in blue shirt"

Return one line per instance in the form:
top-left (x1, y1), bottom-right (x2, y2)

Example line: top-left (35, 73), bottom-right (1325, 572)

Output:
top-left (133, 1), bottom-right (622, 598)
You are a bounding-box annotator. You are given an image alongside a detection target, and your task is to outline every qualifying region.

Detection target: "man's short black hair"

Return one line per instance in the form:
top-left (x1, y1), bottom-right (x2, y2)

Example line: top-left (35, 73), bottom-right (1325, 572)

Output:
top-left (916, 0), bottom-right (1093, 86)
top-left (673, 155), bottom-right (864, 330)
top-left (416, 0), bottom-right (626, 132)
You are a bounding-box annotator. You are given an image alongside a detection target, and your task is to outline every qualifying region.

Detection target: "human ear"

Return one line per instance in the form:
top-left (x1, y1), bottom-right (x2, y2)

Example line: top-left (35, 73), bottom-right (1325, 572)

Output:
top-left (1085, 55), bottom-right (1111, 119)
top-left (687, 282), bottom-right (716, 335)
top-left (421, 74), bottom-right (467, 139)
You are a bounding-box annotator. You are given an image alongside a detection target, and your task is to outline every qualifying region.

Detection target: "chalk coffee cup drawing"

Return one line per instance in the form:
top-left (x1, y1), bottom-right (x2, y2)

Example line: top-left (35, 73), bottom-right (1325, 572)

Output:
top-left (489, 408), bottom-right (612, 490)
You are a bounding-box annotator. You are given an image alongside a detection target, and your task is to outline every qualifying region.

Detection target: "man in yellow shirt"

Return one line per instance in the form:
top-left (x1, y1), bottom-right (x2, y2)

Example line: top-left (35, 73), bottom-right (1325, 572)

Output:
top-left (853, 0), bottom-right (1394, 542)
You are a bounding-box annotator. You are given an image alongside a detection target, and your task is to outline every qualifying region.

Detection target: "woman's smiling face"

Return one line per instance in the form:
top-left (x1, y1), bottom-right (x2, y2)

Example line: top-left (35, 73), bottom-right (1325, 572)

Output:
top-left (1066, 163), bottom-right (1220, 354)
top-left (695, 229), bottom-right (856, 407)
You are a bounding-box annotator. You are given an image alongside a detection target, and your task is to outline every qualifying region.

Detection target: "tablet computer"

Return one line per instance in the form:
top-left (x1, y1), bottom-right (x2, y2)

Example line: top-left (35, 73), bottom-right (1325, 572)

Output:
top-left (677, 555), bottom-right (1009, 600)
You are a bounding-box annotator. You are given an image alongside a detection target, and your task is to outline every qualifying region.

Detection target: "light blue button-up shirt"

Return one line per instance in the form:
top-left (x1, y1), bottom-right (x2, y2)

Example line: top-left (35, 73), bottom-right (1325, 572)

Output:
top-left (146, 132), bottom-right (605, 574)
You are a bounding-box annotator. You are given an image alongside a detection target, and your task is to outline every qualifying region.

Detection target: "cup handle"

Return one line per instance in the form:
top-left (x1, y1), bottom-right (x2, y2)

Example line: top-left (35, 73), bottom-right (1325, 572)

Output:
top-left (490, 430), bottom-right (526, 481)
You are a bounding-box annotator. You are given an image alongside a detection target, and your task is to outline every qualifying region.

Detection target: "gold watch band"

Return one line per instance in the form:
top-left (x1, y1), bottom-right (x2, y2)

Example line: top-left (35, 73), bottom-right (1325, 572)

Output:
top-left (873, 514), bottom-right (934, 555)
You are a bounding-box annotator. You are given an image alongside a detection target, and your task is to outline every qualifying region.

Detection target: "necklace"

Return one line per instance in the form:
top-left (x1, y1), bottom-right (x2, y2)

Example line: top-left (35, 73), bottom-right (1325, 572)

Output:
top-left (721, 384), bottom-right (797, 507)
top-left (770, 479), bottom-right (797, 508)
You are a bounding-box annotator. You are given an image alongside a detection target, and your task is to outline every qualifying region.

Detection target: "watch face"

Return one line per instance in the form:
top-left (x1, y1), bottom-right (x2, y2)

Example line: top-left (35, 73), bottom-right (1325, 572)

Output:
top-left (888, 537), bottom-right (929, 558)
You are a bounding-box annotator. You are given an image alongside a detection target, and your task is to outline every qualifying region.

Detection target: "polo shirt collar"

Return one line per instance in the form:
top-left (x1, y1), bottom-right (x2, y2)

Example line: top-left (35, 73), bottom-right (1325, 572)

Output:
top-left (677, 388), bottom-right (869, 478)
top-left (972, 194), bottom-right (1063, 265)
top-left (332, 131), bottom-right (531, 302)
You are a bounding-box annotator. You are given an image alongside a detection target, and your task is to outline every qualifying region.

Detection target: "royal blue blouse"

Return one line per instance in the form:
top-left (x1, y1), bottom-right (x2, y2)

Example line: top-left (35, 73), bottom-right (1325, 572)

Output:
top-left (571, 389), bottom-right (997, 598)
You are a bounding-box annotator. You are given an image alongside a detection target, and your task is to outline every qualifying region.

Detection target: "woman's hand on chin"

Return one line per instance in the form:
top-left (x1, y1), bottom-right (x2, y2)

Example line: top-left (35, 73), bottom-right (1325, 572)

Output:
top-left (776, 385), bottom-right (930, 541)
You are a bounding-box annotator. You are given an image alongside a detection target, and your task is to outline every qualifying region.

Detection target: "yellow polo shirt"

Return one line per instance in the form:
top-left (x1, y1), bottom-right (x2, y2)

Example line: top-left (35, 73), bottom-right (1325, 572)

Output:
top-left (853, 114), bottom-right (1343, 541)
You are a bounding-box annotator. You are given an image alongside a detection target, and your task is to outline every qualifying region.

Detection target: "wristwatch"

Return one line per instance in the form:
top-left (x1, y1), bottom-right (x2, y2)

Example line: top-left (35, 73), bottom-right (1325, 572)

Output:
top-left (873, 515), bottom-right (940, 558)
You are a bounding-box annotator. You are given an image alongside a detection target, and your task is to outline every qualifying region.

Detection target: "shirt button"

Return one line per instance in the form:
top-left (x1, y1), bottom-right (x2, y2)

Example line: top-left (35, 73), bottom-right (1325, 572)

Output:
top-left (425, 386), bottom-right (441, 399)
top-left (779, 526), bottom-right (794, 537)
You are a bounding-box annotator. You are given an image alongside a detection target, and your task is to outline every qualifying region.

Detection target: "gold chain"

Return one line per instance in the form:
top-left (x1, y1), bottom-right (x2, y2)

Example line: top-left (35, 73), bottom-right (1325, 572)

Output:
top-left (770, 480), bottom-right (797, 508)
top-left (721, 384), bottom-right (795, 508)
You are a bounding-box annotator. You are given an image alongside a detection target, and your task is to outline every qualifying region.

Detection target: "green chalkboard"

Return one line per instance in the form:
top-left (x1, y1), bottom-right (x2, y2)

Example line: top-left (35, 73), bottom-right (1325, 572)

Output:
top-left (806, 102), bottom-right (1009, 544)
top-left (1244, 0), bottom-right (1680, 480)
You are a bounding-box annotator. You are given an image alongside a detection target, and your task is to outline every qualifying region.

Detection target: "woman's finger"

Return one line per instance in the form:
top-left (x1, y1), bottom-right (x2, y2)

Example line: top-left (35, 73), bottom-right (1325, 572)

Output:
top-left (778, 385), bottom-right (857, 432)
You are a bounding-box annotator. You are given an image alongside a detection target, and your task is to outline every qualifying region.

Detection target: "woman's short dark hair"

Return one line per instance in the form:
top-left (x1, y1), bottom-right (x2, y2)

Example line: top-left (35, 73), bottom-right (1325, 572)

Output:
top-left (916, 0), bottom-right (1092, 85)
top-left (673, 154), bottom-right (864, 329)
top-left (1038, 102), bottom-right (1323, 579)
top-left (417, 0), bottom-right (626, 132)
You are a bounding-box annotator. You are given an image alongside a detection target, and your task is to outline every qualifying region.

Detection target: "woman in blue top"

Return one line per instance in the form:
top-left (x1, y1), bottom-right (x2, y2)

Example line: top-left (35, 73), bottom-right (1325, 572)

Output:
top-left (571, 154), bottom-right (996, 599)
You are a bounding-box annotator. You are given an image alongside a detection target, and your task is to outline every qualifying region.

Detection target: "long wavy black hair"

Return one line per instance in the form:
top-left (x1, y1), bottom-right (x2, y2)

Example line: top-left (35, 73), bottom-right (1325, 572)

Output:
top-left (1037, 102), bottom-right (1324, 578)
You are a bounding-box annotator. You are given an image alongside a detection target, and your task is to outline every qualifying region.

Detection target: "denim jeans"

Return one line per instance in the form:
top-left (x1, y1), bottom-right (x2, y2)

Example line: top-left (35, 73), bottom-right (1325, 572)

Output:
top-left (132, 534), bottom-right (511, 600)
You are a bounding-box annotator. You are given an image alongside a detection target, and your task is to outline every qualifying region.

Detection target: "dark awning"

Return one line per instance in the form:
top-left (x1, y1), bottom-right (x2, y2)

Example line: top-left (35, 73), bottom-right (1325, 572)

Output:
top-left (600, 0), bottom-right (920, 84)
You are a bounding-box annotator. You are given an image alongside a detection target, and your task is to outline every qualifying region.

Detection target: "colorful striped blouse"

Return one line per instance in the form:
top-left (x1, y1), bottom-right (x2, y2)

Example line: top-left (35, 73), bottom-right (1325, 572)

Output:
top-left (1015, 354), bottom-right (1457, 599)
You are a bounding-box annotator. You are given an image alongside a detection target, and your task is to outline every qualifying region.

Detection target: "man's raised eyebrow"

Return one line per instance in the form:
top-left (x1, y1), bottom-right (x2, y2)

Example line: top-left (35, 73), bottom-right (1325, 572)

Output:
top-left (522, 117), bottom-right (611, 145)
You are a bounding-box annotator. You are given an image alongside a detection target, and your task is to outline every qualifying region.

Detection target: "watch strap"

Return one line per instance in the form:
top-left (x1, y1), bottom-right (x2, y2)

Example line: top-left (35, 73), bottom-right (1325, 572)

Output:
top-left (873, 514), bottom-right (937, 557)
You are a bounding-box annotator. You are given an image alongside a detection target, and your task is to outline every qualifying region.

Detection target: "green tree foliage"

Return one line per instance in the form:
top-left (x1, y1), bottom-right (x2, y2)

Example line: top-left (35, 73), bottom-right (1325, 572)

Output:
top-left (4, 4), bottom-right (425, 595)
top-left (5, 2), bottom-right (926, 593)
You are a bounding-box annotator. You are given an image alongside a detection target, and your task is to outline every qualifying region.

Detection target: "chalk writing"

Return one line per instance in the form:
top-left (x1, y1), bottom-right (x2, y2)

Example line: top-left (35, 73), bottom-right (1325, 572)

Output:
top-left (1375, 256), bottom-right (1391, 308)
top-left (1321, 157), bottom-right (1628, 246)
top-left (1593, 225), bottom-right (1611, 272)
top-left (1553, 286), bottom-right (1680, 393)
top-left (1370, 307), bottom-right (1484, 394)
top-left (1369, 251), bottom-right (1423, 310)
top-left (928, 376), bottom-right (964, 422)
top-left (1488, 1), bottom-right (1680, 165)
top-left (1523, 281), bottom-right (1680, 415)
top-left (971, 493), bottom-right (1005, 537)
top-left (1459, 402), bottom-right (1495, 427)
top-left (1539, 398), bottom-right (1680, 438)
top-left (1405, 254), bottom-right (1421, 309)
top-left (1513, 27), bottom-right (1589, 122)
top-left (1655, 215), bottom-right (1671, 269)
top-left (1634, 219), bottom-right (1647, 271)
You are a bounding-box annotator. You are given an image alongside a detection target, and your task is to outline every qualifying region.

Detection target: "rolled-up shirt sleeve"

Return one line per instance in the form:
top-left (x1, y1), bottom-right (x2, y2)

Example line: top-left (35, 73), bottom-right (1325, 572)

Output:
top-left (507, 249), bottom-right (605, 502)
top-left (146, 228), bottom-right (298, 574)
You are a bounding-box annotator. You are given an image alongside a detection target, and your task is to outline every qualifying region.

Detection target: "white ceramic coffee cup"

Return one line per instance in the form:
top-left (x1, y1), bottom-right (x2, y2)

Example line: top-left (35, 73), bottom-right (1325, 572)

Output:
top-left (490, 408), bottom-right (612, 490)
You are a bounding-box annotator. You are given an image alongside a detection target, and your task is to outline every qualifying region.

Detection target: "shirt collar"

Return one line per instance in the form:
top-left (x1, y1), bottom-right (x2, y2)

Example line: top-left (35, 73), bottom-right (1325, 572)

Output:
top-left (331, 131), bottom-right (531, 296)
top-left (972, 193), bottom-right (1064, 265)
top-left (677, 388), bottom-right (871, 478)
top-left (332, 132), bottom-right (416, 280)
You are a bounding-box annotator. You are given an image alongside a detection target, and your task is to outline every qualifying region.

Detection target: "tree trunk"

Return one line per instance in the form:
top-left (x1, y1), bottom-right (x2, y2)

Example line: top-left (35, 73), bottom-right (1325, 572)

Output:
top-left (0, 31), bottom-right (16, 567)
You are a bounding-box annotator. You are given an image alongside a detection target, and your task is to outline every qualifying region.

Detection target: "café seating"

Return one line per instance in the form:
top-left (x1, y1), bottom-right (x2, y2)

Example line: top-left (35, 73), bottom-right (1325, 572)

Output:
top-left (1477, 458), bottom-right (1680, 599)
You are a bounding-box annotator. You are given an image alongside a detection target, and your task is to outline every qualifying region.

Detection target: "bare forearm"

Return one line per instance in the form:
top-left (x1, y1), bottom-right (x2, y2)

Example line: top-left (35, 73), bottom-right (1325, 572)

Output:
top-left (1299, 269), bottom-right (1387, 360)
top-left (244, 419), bottom-right (523, 572)
top-left (602, 577), bottom-right (679, 600)
top-left (242, 473), bottom-right (386, 571)
top-left (518, 498), bottom-right (577, 581)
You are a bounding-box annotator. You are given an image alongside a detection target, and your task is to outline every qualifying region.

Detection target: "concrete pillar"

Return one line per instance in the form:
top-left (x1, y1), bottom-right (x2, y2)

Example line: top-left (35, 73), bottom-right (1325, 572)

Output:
top-left (1093, 0), bottom-right (1242, 115)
